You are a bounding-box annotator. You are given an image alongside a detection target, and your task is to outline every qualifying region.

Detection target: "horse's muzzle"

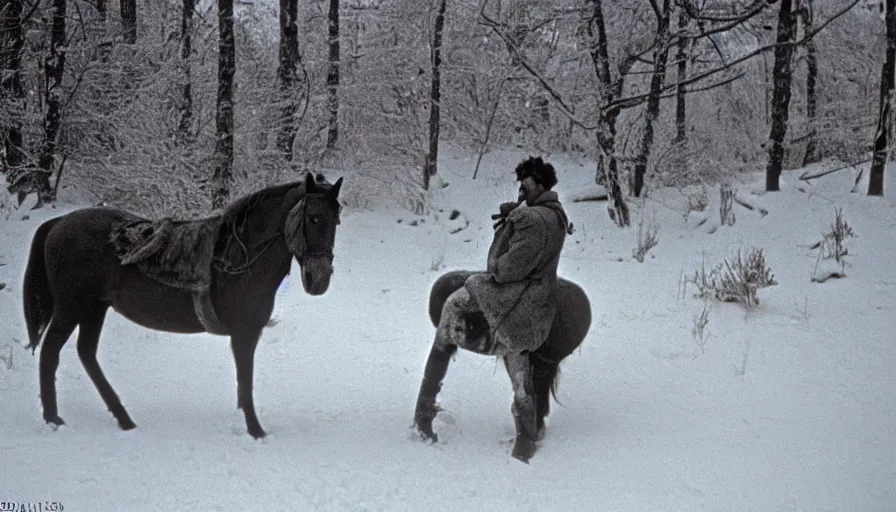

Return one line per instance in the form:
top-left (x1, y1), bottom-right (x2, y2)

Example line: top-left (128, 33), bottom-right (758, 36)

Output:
top-left (299, 254), bottom-right (333, 295)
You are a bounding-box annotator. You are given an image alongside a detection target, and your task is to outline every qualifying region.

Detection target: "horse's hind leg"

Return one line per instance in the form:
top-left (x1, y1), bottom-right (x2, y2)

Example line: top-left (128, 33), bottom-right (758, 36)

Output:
top-left (38, 314), bottom-right (79, 427)
top-left (231, 329), bottom-right (265, 439)
top-left (77, 306), bottom-right (136, 431)
top-left (413, 334), bottom-right (458, 442)
top-left (505, 353), bottom-right (538, 463)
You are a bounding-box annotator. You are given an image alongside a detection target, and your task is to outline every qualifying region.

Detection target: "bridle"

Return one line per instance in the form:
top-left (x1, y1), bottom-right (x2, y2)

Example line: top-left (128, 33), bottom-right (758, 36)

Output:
top-left (299, 193), bottom-right (340, 260)
top-left (213, 193), bottom-right (339, 273)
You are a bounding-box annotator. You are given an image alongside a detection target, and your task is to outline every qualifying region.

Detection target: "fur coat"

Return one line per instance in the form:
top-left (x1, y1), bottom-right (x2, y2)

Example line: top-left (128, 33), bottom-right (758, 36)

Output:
top-left (464, 190), bottom-right (569, 353)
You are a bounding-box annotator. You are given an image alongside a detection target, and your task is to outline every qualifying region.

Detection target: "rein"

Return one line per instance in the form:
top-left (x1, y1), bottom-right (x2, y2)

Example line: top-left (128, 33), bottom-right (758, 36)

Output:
top-left (213, 232), bottom-right (282, 275)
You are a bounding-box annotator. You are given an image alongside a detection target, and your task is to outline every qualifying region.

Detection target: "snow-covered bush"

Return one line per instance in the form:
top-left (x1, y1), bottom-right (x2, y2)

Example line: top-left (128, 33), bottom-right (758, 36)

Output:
top-left (632, 220), bottom-right (659, 262)
top-left (821, 207), bottom-right (856, 264)
top-left (811, 207), bottom-right (857, 282)
top-left (683, 248), bottom-right (777, 308)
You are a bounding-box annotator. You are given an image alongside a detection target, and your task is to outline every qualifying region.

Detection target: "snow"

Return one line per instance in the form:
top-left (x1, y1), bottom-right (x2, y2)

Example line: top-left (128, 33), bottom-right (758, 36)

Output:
top-left (1, 148), bottom-right (894, 511)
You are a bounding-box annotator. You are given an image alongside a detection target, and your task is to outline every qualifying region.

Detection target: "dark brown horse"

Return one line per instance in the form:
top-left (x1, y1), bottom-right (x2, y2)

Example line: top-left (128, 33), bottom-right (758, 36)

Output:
top-left (414, 270), bottom-right (591, 462)
top-left (22, 172), bottom-right (342, 438)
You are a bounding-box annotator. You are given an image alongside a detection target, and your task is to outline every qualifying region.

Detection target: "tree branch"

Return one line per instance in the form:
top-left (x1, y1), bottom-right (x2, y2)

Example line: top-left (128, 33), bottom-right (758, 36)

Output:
top-left (479, 0), bottom-right (598, 130)
top-left (604, 0), bottom-right (861, 113)
top-left (798, 159), bottom-right (871, 180)
top-left (676, 0), bottom-right (768, 23)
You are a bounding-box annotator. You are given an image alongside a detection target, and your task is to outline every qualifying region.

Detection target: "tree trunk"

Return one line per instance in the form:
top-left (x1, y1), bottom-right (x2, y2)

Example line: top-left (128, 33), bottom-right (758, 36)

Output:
top-left (423, 0), bottom-right (447, 192)
top-left (674, 7), bottom-right (688, 145)
top-left (326, 0), bottom-right (339, 149)
top-left (632, 0), bottom-right (671, 198)
top-left (598, 109), bottom-right (630, 226)
top-left (1, 0), bottom-right (26, 183)
top-left (869, 0), bottom-right (895, 197)
top-left (34, 0), bottom-right (67, 207)
top-left (211, 0), bottom-right (235, 209)
top-left (177, 0), bottom-right (195, 145)
top-left (589, 0), bottom-right (630, 226)
top-left (276, 0), bottom-right (302, 160)
top-left (799, 0), bottom-right (819, 166)
top-left (91, 0), bottom-right (110, 64)
top-left (765, 0), bottom-right (796, 192)
top-left (120, 0), bottom-right (136, 44)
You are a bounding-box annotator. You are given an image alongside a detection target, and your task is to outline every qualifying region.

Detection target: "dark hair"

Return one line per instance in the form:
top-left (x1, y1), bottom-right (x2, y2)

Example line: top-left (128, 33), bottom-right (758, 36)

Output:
top-left (514, 157), bottom-right (558, 189)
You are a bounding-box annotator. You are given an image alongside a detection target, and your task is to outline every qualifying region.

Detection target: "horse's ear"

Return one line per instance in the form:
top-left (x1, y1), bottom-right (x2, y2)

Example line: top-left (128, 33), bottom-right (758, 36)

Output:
top-left (330, 177), bottom-right (343, 198)
top-left (305, 172), bottom-right (316, 193)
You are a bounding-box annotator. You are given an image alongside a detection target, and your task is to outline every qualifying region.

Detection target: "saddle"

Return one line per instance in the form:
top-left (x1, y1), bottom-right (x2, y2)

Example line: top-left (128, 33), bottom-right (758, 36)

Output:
top-left (110, 216), bottom-right (228, 335)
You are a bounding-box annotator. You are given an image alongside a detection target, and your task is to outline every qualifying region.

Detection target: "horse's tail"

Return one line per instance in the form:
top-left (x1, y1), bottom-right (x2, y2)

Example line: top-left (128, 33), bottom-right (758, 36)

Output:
top-left (531, 351), bottom-right (562, 404)
top-left (23, 217), bottom-right (60, 352)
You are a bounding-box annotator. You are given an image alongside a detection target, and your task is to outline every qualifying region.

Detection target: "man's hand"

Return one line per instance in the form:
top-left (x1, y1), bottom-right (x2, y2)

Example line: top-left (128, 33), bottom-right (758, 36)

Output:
top-left (491, 200), bottom-right (521, 229)
top-left (499, 201), bottom-right (519, 217)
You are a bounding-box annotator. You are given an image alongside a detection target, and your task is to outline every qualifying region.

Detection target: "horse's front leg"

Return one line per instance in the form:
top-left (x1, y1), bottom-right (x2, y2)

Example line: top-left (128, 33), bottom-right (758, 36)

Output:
top-left (505, 352), bottom-right (538, 463)
top-left (230, 328), bottom-right (265, 439)
top-left (413, 331), bottom-right (457, 442)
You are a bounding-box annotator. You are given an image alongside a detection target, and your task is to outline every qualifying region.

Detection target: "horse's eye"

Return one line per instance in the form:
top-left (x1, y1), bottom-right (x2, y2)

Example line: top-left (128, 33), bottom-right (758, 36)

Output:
top-left (310, 215), bottom-right (321, 224)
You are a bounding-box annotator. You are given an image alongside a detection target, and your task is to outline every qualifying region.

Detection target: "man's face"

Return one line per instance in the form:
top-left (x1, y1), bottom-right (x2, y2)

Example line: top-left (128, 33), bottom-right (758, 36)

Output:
top-left (518, 176), bottom-right (545, 205)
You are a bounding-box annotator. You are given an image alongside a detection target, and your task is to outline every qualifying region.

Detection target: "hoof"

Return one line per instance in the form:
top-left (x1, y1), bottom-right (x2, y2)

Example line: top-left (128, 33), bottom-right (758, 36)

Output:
top-left (248, 427), bottom-right (267, 439)
top-left (414, 406), bottom-right (439, 443)
top-left (511, 437), bottom-right (537, 463)
top-left (111, 406), bottom-right (136, 431)
top-left (416, 427), bottom-right (438, 443)
top-left (413, 419), bottom-right (438, 443)
top-left (44, 415), bottom-right (65, 428)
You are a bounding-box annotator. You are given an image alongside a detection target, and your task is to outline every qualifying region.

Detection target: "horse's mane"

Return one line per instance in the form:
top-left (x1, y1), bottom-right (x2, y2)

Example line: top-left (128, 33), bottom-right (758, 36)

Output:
top-left (218, 181), bottom-right (304, 233)
top-left (216, 175), bottom-right (341, 245)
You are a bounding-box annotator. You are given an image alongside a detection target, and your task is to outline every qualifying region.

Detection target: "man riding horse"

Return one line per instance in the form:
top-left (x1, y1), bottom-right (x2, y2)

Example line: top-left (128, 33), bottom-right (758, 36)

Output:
top-left (415, 156), bottom-right (573, 462)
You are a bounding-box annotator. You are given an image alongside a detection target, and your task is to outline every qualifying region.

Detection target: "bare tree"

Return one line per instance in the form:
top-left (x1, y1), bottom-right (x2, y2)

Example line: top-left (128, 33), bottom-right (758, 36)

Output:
top-left (589, 0), bottom-right (632, 226)
top-left (33, 0), bottom-right (68, 207)
top-left (423, 0), bottom-right (448, 191)
top-left (177, 0), bottom-right (195, 145)
top-left (869, 0), bottom-right (894, 197)
top-left (120, 0), bottom-right (136, 43)
top-left (798, 0), bottom-right (819, 166)
top-left (765, 0), bottom-right (796, 192)
top-left (327, 0), bottom-right (340, 149)
top-left (632, 0), bottom-right (672, 198)
top-left (674, 6), bottom-right (689, 146)
top-left (276, 0), bottom-right (305, 160)
top-left (211, 0), bottom-right (235, 209)
top-left (1, 0), bottom-right (28, 186)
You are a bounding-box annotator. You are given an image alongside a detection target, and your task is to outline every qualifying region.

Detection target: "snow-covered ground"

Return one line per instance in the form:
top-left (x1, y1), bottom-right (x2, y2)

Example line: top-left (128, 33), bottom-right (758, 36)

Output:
top-left (1, 148), bottom-right (894, 511)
